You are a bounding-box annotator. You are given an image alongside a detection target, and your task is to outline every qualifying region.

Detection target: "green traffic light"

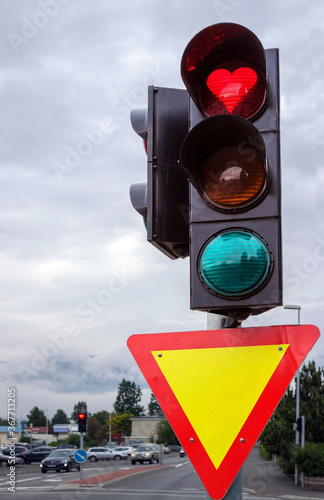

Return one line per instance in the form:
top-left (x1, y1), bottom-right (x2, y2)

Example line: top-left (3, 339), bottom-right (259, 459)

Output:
top-left (199, 230), bottom-right (271, 297)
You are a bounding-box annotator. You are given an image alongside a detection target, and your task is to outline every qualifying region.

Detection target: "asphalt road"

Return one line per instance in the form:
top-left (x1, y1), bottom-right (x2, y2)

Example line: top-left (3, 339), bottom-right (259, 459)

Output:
top-left (0, 453), bottom-right (195, 498)
top-left (1, 447), bottom-right (323, 500)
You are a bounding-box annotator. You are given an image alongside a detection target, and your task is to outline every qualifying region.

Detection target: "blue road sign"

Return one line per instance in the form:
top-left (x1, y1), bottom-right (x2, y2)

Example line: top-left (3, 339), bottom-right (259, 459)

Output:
top-left (74, 449), bottom-right (87, 463)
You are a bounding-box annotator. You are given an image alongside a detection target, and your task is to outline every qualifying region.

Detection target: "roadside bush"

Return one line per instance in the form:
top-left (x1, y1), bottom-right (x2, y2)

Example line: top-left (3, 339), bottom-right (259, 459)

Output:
top-left (259, 443), bottom-right (271, 461)
top-left (293, 443), bottom-right (324, 477)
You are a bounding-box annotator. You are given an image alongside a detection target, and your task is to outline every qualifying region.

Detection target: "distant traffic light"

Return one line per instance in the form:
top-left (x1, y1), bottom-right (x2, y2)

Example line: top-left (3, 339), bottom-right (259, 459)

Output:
top-left (130, 86), bottom-right (189, 259)
top-left (180, 23), bottom-right (282, 321)
top-left (78, 412), bottom-right (87, 433)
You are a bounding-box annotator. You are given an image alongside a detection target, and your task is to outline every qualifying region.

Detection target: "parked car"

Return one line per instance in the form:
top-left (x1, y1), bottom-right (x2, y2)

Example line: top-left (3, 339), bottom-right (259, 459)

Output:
top-left (167, 444), bottom-right (181, 452)
top-left (122, 440), bottom-right (142, 448)
top-left (87, 447), bottom-right (127, 462)
top-left (40, 449), bottom-right (80, 473)
top-left (0, 453), bottom-right (23, 467)
top-left (156, 444), bottom-right (170, 454)
top-left (111, 446), bottom-right (135, 457)
top-left (130, 444), bottom-right (159, 465)
top-left (105, 442), bottom-right (118, 449)
top-left (16, 446), bottom-right (55, 464)
top-left (56, 444), bottom-right (77, 449)
top-left (2, 444), bottom-right (29, 456)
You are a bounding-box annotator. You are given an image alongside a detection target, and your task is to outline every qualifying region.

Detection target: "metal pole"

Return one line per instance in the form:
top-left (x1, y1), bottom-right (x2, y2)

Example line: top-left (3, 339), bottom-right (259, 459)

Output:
top-left (30, 423), bottom-right (33, 449)
top-left (79, 432), bottom-right (84, 483)
top-left (206, 313), bottom-right (242, 500)
top-left (301, 416), bottom-right (305, 488)
top-left (295, 307), bottom-right (301, 485)
top-left (295, 369), bottom-right (300, 485)
top-left (284, 304), bottom-right (301, 486)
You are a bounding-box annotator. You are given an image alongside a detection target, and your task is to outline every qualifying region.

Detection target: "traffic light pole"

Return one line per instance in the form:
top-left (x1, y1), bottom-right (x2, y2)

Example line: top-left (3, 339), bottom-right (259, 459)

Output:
top-left (79, 431), bottom-right (84, 483)
top-left (206, 313), bottom-right (242, 500)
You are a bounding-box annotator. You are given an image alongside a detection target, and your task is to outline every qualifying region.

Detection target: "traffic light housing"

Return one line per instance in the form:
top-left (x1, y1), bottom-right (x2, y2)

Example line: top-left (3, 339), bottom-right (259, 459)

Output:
top-left (180, 23), bottom-right (282, 320)
top-left (130, 86), bottom-right (189, 259)
top-left (78, 412), bottom-right (87, 433)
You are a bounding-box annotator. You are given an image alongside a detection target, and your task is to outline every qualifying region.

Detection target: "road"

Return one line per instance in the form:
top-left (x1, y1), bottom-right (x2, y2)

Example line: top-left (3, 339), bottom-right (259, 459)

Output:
top-left (0, 453), bottom-right (204, 499)
top-left (1, 448), bottom-right (323, 500)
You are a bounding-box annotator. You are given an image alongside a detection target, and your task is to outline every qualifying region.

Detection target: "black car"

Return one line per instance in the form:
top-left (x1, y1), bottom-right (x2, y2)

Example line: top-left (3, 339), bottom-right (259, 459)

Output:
top-left (0, 453), bottom-right (23, 467)
top-left (2, 444), bottom-right (29, 456)
top-left (16, 446), bottom-right (55, 464)
top-left (40, 449), bottom-right (80, 473)
top-left (167, 445), bottom-right (181, 452)
top-left (56, 444), bottom-right (77, 449)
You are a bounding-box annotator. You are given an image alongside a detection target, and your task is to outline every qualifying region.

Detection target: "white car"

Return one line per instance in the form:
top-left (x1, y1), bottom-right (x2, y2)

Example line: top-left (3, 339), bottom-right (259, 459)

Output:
top-left (111, 446), bottom-right (135, 457)
top-left (131, 444), bottom-right (159, 465)
top-left (87, 447), bottom-right (127, 462)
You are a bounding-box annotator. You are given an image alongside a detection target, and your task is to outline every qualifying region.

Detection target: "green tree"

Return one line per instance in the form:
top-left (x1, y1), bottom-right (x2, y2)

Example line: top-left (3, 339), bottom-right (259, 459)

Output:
top-left (93, 410), bottom-right (110, 426)
top-left (148, 393), bottom-right (161, 416)
top-left (108, 412), bottom-right (133, 438)
top-left (66, 434), bottom-right (80, 447)
top-left (71, 401), bottom-right (88, 422)
top-left (299, 360), bottom-right (324, 443)
top-left (87, 415), bottom-right (106, 442)
top-left (0, 418), bottom-right (8, 425)
top-left (260, 386), bottom-right (295, 459)
top-left (156, 418), bottom-right (179, 445)
top-left (114, 379), bottom-right (144, 416)
top-left (26, 406), bottom-right (46, 426)
top-left (261, 360), bottom-right (324, 468)
top-left (51, 409), bottom-right (70, 425)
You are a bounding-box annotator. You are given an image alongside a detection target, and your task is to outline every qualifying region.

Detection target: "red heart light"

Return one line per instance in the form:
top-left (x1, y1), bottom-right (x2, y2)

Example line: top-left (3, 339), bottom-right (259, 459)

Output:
top-left (207, 68), bottom-right (258, 113)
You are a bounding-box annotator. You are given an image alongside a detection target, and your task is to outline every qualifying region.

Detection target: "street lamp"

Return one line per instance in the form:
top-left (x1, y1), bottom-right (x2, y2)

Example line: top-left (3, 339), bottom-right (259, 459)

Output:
top-left (284, 304), bottom-right (301, 485)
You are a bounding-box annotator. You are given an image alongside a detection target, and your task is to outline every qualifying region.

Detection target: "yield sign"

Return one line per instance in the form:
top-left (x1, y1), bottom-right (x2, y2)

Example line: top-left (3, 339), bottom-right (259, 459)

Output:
top-left (127, 325), bottom-right (320, 500)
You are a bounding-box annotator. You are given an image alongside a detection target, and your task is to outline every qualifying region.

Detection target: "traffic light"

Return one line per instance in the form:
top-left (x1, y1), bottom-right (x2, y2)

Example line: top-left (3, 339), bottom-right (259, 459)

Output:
top-left (130, 86), bottom-right (189, 259)
top-left (180, 23), bottom-right (282, 321)
top-left (78, 412), bottom-right (87, 433)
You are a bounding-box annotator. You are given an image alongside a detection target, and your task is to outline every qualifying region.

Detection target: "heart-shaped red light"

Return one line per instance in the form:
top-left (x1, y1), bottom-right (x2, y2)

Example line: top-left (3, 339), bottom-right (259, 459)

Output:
top-left (207, 68), bottom-right (258, 113)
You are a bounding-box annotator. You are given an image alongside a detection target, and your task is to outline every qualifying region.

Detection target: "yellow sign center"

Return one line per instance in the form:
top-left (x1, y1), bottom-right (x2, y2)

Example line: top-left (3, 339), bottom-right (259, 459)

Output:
top-left (153, 344), bottom-right (288, 469)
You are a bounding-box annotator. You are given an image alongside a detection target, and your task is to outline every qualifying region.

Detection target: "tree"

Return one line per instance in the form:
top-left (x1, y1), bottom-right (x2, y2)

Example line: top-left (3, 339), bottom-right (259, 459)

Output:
top-left (26, 406), bottom-right (46, 426)
top-left (66, 434), bottom-right (80, 447)
top-left (148, 393), bottom-right (161, 416)
top-left (0, 418), bottom-right (8, 425)
top-left (87, 416), bottom-right (101, 440)
top-left (52, 409), bottom-right (69, 426)
top-left (299, 360), bottom-right (324, 443)
top-left (156, 418), bottom-right (179, 445)
top-left (261, 360), bottom-right (324, 467)
top-left (108, 412), bottom-right (133, 439)
top-left (114, 379), bottom-right (144, 416)
top-left (260, 386), bottom-right (295, 459)
top-left (93, 410), bottom-right (110, 426)
top-left (71, 401), bottom-right (88, 422)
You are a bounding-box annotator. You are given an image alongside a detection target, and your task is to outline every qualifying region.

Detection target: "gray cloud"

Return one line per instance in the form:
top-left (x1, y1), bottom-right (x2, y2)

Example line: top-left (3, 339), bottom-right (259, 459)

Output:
top-left (1, 0), bottom-right (324, 420)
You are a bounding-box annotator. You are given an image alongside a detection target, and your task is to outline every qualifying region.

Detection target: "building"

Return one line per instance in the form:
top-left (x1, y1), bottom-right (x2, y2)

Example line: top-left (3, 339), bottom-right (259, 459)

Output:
top-left (130, 416), bottom-right (166, 443)
top-left (0, 425), bottom-right (22, 447)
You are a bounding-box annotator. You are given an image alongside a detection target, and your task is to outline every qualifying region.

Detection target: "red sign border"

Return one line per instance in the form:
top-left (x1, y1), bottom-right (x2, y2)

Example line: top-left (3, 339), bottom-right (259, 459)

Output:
top-left (128, 325), bottom-right (319, 499)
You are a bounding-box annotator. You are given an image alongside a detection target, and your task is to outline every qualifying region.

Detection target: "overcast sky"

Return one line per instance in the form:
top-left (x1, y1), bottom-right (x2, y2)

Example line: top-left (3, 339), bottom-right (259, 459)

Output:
top-left (1, 0), bottom-right (324, 424)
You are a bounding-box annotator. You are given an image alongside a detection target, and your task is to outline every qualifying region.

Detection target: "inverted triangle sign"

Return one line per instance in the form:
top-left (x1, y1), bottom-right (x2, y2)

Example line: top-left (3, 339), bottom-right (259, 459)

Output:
top-left (127, 325), bottom-right (320, 500)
